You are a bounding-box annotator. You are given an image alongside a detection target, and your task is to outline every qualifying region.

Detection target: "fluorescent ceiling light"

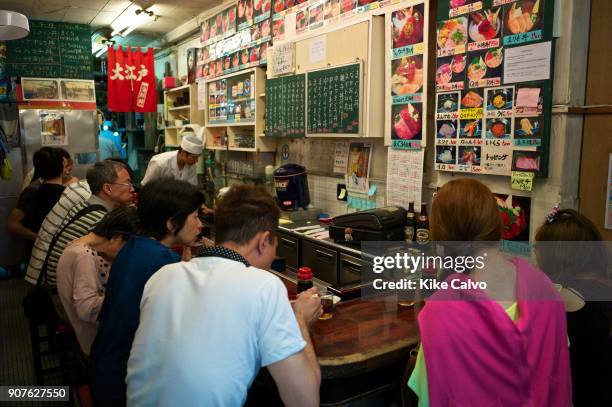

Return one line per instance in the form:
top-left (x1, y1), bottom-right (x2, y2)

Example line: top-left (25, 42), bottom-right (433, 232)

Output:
top-left (111, 6), bottom-right (152, 37)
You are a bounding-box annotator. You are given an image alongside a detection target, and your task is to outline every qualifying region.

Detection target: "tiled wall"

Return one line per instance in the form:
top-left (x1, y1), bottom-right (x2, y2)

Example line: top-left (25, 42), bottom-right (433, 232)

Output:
top-left (308, 174), bottom-right (387, 217)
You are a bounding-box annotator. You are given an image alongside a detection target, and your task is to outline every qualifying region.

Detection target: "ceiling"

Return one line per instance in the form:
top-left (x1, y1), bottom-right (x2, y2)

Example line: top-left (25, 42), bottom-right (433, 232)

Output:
top-left (0, 0), bottom-right (216, 36)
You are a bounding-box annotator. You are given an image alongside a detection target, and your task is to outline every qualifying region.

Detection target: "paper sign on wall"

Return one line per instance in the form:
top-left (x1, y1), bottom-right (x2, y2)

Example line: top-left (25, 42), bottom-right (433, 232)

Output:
top-left (511, 171), bottom-right (534, 192)
top-left (272, 42), bottom-right (295, 76)
top-left (386, 148), bottom-right (424, 209)
top-left (309, 36), bottom-right (326, 64)
top-left (333, 141), bottom-right (349, 173)
top-left (504, 42), bottom-right (552, 84)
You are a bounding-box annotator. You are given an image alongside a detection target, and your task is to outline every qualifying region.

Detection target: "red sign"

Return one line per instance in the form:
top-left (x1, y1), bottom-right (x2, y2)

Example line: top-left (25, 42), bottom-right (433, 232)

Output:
top-left (107, 46), bottom-right (157, 112)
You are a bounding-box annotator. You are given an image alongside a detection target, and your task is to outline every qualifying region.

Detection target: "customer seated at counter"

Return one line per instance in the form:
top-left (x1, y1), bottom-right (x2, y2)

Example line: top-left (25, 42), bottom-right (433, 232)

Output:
top-left (56, 206), bottom-right (138, 357)
top-left (408, 179), bottom-right (572, 406)
top-left (535, 208), bottom-right (612, 406)
top-left (126, 184), bottom-right (322, 407)
top-left (89, 178), bottom-right (205, 407)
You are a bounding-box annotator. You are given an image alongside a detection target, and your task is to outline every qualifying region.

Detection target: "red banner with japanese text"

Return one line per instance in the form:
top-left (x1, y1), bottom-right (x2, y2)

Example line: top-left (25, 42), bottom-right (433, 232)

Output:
top-left (107, 46), bottom-right (157, 112)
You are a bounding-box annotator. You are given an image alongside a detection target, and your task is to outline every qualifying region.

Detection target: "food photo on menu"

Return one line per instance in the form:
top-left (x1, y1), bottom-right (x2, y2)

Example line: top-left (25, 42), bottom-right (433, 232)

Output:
top-left (504, 0), bottom-right (543, 36)
top-left (514, 117), bottom-right (542, 141)
top-left (486, 87), bottom-right (514, 111)
top-left (325, 0), bottom-right (341, 20)
top-left (512, 150), bottom-right (541, 172)
top-left (261, 19), bottom-right (271, 38)
top-left (392, 103), bottom-right (422, 141)
top-left (392, 56), bottom-right (424, 96)
top-left (461, 89), bottom-right (484, 109)
top-left (437, 17), bottom-right (468, 53)
top-left (458, 146), bottom-right (481, 166)
top-left (436, 145), bottom-right (456, 164)
top-left (486, 118), bottom-right (511, 139)
top-left (437, 92), bottom-right (460, 113)
top-left (341, 0), bottom-right (357, 15)
top-left (468, 8), bottom-right (502, 44)
top-left (450, 0), bottom-right (480, 9)
top-left (296, 9), bottom-right (308, 32)
top-left (309, 2), bottom-right (325, 27)
top-left (273, 17), bottom-right (285, 37)
top-left (466, 47), bottom-right (503, 85)
top-left (392, 5), bottom-right (425, 48)
top-left (437, 120), bottom-right (458, 139)
top-left (459, 118), bottom-right (481, 138)
top-left (436, 54), bottom-right (466, 88)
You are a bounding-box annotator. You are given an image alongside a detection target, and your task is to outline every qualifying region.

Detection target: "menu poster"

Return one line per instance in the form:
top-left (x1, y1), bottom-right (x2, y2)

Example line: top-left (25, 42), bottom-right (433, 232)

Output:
top-left (386, 148), bottom-right (424, 209)
top-left (466, 47), bottom-right (503, 88)
top-left (390, 4), bottom-right (426, 150)
top-left (345, 141), bottom-right (372, 193)
top-left (325, 0), bottom-right (342, 20)
top-left (40, 111), bottom-right (67, 146)
top-left (512, 149), bottom-right (540, 173)
top-left (309, 1), bottom-right (325, 30)
top-left (514, 82), bottom-right (543, 115)
top-left (495, 193), bottom-right (531, 242)
top-left (254, 0), bottom-right (272, 23)
top-left (296, 9), bottom-right (309, 32)
top-left (467, 7), bottom-right (503, 51)
top-left (436, 17), bottom-right (468, 57)
top-left (333, 141), bottom-right (350, 173)
top-left (502, 0), bottom-right (544, 46)
top-left (273, 15), bottom-right (285, 39)
top-left (436, 54), bottom-right (466, 92)
top-left (449, 0), bottom-right (483, 18)
top-left (238, 0), bottom-right (255, 30)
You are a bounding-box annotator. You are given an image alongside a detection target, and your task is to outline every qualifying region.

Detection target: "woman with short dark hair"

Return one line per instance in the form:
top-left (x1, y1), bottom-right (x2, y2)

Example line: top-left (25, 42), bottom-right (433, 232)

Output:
top-left (56, 206), bottom-right (139, 356)
top-left (89, 178), bottom-right (205, 407)
top-left (408, 178), bottom-right (572, 407)
top-left (7, 147), bottom-right (65, 260)
top-left (535, 209), bottom-right (612, 406)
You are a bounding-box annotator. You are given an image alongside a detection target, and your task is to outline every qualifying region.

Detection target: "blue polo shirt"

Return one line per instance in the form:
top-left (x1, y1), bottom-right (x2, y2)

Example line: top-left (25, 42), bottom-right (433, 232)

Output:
top-left (89, 236), bottom-right (180, 407)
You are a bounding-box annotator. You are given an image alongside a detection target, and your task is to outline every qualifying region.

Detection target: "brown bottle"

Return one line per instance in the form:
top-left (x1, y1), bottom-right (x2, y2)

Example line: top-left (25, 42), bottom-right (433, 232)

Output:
top-left (405, 202), bottom-right (416, 242)
top-left (416, 203), bottom-right (429, 244)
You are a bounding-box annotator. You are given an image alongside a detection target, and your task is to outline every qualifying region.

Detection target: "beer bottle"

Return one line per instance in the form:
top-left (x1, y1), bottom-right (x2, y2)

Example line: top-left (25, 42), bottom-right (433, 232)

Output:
top-left (405, 202), bottom-right (416, 242)
top-left (297, 267), bottom-right (314, 294)
top-left (416, 203), bottom-right (430, 244)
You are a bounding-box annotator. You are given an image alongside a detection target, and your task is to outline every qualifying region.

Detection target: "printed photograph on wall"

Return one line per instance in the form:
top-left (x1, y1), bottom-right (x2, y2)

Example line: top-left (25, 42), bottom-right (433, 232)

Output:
top-left (392, 4), bottom-right (425, 48)
top-left (392, 103), bottom-right (422, 142)
top-left (346, 141), bottom-right (372, 193)
top-left (22, 78), bottom-right (60, 100)
top-left (392, 56), bottom-right (424, 96)
top-left (468, 7), bottom-right (503, 47)
top-left (40, 111), bottom-right (67, 146)
top-left (436, 145), bottom-right (456, 164)
top-left (60, 79), bottom-right (96, 102)
top-left (494, 193), bottom-right (531, 241)
top-left (503, 0), bottom-right (544, 39)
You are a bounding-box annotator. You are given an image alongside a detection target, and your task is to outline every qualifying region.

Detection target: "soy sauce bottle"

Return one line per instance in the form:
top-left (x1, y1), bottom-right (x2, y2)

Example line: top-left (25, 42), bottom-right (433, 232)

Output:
top-left (297, 267), bottom-right (314, 294)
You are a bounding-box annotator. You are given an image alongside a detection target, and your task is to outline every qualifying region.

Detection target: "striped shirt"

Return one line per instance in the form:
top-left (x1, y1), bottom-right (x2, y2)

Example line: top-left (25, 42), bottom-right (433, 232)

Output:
top-left (25, 180), bottom-right (92, 285)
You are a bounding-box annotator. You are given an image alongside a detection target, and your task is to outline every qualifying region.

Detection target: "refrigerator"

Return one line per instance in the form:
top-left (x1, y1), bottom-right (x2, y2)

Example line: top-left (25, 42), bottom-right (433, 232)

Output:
top-left (0, 107), bottom-right (98, 267)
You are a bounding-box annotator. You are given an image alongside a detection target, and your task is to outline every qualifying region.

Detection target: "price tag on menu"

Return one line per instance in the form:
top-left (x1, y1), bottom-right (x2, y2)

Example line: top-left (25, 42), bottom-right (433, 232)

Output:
top-left (511, 171), bottom-right (534, 192)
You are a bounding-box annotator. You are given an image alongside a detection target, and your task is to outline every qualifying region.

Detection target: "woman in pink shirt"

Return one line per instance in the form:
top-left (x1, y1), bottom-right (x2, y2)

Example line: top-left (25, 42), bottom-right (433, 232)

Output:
top-left (56, 206), bottom-right (138, 356)
top-left (409, 179), bottom-right (572, 407)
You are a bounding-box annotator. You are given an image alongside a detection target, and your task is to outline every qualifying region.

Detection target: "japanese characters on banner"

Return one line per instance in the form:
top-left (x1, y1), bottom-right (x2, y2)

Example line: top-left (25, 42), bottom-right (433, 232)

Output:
top-left (434, 0), bottom-right (550, 177)
top-left (389, 3), bottom-right (427, 149)
top-left (107, 47), bottom-right (157, 113)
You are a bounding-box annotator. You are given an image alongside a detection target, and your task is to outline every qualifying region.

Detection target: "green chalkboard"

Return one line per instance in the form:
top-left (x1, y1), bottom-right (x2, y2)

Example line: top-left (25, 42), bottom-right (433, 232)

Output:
top-left (265, 74), bottom-right (305, 137)
top-left (307, 63), bottom-right (360, 135)
top-left (7, 20), bottom-right (93, 79)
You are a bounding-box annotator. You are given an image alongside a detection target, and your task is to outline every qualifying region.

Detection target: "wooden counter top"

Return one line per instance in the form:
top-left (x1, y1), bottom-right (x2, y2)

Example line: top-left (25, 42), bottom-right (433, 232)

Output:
top-left (276, 272), bottom-right (420, 379)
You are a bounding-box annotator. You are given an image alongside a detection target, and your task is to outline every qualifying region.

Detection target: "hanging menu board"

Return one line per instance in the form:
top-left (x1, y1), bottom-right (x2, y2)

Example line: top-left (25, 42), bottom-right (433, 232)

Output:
top-left (434, 0), bottom-right (553, 177)
top-left (307, 63), bottom-right (361, 136)
top-left (6, 21), bottom-right (93, 79)
top-left (265, 74), bottom-right (306, 137)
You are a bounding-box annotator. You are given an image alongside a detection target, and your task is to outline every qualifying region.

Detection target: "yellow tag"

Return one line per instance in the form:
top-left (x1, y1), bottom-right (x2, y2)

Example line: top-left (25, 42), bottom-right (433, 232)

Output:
top-left (459, 108), bottom-right (483, 120)
top-left (511, 171), bottom-right (534, 191)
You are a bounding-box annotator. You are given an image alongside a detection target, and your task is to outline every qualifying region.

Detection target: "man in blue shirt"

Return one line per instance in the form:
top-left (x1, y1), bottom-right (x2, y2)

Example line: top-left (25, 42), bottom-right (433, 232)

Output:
top-left (89, 179), bottom-right (205, 406)
top-left (126, 185), bottom-right (322, 407)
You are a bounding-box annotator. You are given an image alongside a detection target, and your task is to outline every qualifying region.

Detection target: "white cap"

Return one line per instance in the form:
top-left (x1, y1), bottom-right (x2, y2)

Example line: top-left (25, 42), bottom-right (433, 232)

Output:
top-left (180, 134), bottom-right (203, 155)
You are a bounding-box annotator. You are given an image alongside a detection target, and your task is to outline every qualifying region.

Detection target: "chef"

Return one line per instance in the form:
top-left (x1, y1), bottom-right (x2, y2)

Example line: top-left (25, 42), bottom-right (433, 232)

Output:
top-left (141, 133), bottom-right (203, 186)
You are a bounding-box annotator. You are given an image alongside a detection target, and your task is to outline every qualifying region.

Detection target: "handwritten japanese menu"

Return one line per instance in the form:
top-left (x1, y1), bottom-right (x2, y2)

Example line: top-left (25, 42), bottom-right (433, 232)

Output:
top-left (434, 0), bottom-right (552, 177)
top-left (265, 74), bottom-right (306, 137)
top-left (307, 63), bottom-right (360, 135)
top-left (386, 148), bottom-right (424, 208)
top-left (7, 21), bottom-right (92, 79)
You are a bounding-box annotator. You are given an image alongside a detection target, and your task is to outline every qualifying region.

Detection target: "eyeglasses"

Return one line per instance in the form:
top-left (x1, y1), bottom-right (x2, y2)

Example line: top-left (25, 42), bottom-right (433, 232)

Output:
top-left (110, 182), bottom-right (133, 188)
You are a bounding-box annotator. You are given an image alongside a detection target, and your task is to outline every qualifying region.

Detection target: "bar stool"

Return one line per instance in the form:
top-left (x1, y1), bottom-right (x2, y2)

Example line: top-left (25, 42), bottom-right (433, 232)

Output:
top-left (28, 317), bottom-right (73, 384)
